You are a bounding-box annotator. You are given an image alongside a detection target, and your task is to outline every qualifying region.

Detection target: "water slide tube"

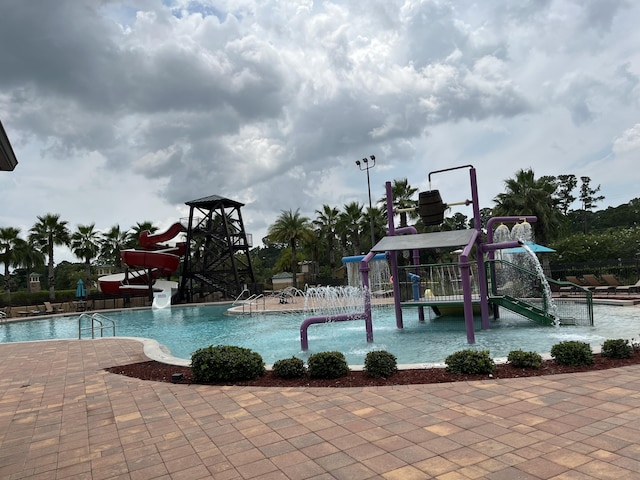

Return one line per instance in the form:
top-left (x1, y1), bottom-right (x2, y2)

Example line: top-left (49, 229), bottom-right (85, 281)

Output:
top-left (98, 222), bottom-right (186, 297)
top-left (151, 279), bottom-right (179, 309)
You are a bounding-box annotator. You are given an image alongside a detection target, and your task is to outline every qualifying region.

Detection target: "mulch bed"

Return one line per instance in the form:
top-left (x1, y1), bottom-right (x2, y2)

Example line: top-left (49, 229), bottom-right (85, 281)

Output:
top-left (106, 352), bottom-right (640, 388)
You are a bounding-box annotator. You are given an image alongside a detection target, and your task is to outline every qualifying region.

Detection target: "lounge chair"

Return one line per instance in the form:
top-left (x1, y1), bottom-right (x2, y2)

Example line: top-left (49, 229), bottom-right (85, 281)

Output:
top-left (372, 289), bottom-right (394, 298)
top-left (594, 274), bottom-right (620, 294)
top-left (559, 275), bottom-right (586, 294)
top-left (582, 274), bottom-right (604, 291)
top-left (43, 301), bottom-right (62, 314)
top-left (615, 279), bottom-right (640, 294)
top-left (17, 308), bottom-right (42, 317)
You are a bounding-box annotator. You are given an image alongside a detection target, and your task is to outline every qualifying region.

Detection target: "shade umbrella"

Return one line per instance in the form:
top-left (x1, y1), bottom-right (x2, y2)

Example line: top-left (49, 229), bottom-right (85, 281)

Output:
top-left (503, 242), bottom-right (556, 254)
top-left (76, 279), bottom-right (86, 299)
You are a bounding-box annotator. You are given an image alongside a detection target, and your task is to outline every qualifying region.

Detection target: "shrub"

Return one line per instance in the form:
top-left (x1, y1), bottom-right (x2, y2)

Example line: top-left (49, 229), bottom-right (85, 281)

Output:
top-left (445, 349), bottom-right (495, 375)
top-left (272, 356), bottom-right (306, 379)
top-left (507, 350), bottom-right (542, 369)
top-left (550, 341), bottom-right (594, 366)
top-left (364, 350), bottom-right (397, 378)
top-left (307, 351), bottom-right (350, 379)
top-left (191, 345), bottom-right (265, 382)
top-left (601, 339), bottom-right (633, 359)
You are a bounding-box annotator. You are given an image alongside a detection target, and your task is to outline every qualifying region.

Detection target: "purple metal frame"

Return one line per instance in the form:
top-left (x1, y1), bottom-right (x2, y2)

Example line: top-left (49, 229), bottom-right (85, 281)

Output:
top-left (299, 164), bottom-right (538, 351)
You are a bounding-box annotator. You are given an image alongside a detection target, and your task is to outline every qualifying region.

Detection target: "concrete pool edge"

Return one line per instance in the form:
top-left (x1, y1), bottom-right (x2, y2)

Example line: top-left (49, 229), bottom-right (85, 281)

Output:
top-left (126, 335), bottom-right (605, 371)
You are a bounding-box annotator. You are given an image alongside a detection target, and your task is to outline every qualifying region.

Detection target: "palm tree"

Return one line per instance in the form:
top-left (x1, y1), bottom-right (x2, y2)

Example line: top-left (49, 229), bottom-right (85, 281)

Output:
top-left (362, 205), bottom-right (387, 250)
top-left (313, 205), bottom-right (340, 276)
top-left (379, 178), bottom-right (419, 228)
top-left (99, 225), bottom-right (129, 270)
top-left (493, 169), bottom-right (561, 246)
top-left (70, 223), bottom-right (101, 293)
top-left (0, 227), bottom-right (29, 295)
top-left (28, 214), bottom-right (71, 300)
top-left (267, 209), bottom-right (314, 288)
top-left (127, 221), bottom-right (158, 248)
top-left (337, 202), bottom-right (365, 255)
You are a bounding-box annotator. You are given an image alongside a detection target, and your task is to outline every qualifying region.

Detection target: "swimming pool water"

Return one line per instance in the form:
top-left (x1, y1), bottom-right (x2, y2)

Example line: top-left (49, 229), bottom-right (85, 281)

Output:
top-left (1, 304), bottom-right (638, 365)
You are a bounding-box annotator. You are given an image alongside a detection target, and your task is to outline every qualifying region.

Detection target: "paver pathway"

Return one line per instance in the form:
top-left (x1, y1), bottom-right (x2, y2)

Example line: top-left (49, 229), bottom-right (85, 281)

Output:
top-left (1, 339), bottom-right (640, 479)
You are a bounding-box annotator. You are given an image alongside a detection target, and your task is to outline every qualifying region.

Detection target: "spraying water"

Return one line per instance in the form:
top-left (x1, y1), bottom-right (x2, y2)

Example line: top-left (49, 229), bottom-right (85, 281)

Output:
top-left (343, 254), bottom-right (391, 292)
top-left (520, 244), bottom-right (560, 326)
top-left (302, 285), bottom-right (365, 316)
top-left (496, 221), bottom-right (560, 326)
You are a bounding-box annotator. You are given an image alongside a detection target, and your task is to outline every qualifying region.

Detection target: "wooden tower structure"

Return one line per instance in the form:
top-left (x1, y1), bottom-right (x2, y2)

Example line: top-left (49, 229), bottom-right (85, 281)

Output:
top-left (178, 195), bottom-right (256, 302)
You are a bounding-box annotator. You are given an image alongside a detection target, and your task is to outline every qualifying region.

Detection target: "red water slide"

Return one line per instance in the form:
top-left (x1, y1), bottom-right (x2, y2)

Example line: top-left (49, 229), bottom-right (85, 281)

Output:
top-left (98, 222), bottom-right (186, 295)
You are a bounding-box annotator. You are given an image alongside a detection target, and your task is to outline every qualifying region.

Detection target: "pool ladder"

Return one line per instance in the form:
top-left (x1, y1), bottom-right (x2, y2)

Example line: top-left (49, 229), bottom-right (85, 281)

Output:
top-left (78, 313), bottom-right (116, 339)
top-left (232, 289), bottom-right (265, 315)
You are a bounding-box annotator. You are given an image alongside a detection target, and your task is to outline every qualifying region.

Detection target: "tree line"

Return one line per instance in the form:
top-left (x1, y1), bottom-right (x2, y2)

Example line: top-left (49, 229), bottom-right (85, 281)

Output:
top-left (2, 168), bottom-right (638, 298)
top-left (1, 216), bottom-right (158, 300)
top-left (263, 169), bottom-right (639, 286)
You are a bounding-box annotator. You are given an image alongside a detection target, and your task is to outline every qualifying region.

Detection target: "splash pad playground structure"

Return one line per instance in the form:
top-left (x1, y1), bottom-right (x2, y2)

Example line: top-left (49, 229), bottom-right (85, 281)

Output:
top-left (301, 164), bottom-right (593, 350)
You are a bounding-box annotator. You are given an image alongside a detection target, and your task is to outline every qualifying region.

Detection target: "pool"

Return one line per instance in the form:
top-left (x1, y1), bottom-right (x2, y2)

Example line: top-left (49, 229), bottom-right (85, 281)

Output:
top-left (1, 304), bottom-right (638, 365)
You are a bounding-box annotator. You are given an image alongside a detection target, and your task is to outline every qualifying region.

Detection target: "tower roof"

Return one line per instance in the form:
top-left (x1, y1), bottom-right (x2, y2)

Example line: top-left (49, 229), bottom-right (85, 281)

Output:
top-left (185, 195), bottom-right (245, 209)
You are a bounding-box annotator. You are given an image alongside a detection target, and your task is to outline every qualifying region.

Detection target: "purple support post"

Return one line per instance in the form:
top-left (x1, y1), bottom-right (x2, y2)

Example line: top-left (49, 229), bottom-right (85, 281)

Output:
top-left (385, 181), bottom-right (404, 329)
top-left (359, 251), bottom-right (376, 343)
top-left (412, 249), bottom-right (425, 322)
top-left (467, 167), bottom-right (493, 330)
top-left (459, 230), bottom-right (479, 343)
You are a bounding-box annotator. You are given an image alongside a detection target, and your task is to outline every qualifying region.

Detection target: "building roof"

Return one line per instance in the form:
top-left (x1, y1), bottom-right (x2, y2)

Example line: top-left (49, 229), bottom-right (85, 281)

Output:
top-left (272, 272), bottom-right (293, 279)
top-left (0, 120), bottom-right (18, 171)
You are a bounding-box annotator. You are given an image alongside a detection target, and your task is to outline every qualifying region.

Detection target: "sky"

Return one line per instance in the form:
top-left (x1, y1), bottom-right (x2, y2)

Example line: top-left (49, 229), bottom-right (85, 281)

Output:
top-left (1, 0), bottom-right (639, 265)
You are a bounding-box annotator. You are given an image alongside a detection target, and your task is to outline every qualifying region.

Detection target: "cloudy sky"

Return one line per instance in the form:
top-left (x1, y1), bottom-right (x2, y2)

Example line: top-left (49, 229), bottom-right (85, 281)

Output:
top-left (1, 0), bottom-right (639, 264)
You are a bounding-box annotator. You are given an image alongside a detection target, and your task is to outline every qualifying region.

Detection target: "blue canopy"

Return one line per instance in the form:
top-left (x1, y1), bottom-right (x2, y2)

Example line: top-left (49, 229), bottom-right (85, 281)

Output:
top-left (503, 242), bottom-right (556, 254)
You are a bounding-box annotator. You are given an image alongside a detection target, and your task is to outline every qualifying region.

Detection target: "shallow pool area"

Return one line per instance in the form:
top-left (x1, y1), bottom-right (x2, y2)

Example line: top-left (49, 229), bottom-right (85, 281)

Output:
top-left (1, 303), bottom-right (639, 365)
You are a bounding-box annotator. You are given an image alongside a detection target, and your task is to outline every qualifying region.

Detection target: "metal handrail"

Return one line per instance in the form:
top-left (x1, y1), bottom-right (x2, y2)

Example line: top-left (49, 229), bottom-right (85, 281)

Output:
top-left (78, 313), bottom-right (116, 339)
top-left (232, 288), bottom-right (251, 305)
top-left (232, 290), bottom-right (266, 314)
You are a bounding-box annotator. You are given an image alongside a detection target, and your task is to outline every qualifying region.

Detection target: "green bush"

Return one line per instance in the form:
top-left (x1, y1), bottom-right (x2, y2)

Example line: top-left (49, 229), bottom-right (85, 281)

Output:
top-left (191, 345), bottom-right (265, 382)
top-left (507, 350), bottom-right (542, 369)
top-left (364, 350), bottom-right (397, 378)
top-left (272, 356), bottom-right (306, 379)
top-left (445, 349), bottom-right (495, 375)
top-left (601, 339), bottom-right (633, 359)
top-left (550, 341), bottom-right (594, 366)
top-left (307, 351), bottom-right (350, 379)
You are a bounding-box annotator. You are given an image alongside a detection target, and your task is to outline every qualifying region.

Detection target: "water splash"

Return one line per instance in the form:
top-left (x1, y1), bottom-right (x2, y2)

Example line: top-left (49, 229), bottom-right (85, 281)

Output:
top-left (345, 258), bottom-right (391, 291)
top-left (302, 286), bottom-right (364, 317)
top-left (511, 221), bottom-right (533, 242)
top-left (520, 244), bottom-right (560, 326)
top-left (493, 221), bottom-right (560, 326)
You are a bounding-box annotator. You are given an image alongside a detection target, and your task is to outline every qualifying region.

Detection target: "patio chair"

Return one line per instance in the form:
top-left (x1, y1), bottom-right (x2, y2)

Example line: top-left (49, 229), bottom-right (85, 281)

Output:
top-left (601, 274), bottom-right (622, 286)
top-left (615, 279), bottom-right (640, 294)
top-left (43, 301), bottom-right (62, 314)
top-left (594, 274), bottom-right (620, 294)
top-left (582, 274), bottom-right (604, 291)
top-left (371, 289), bottom-right (394, 298)
top-left (559, 275), bottom-right (586, 294)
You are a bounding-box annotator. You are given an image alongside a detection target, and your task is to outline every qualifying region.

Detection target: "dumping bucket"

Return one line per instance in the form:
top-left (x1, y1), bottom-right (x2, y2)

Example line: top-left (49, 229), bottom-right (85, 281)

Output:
top-left (418, 190), bottom-right (446, 226)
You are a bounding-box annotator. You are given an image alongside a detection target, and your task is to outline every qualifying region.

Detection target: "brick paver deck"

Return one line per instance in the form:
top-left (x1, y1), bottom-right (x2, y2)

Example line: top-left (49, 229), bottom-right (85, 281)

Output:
top-left (1, 338), bottom-right (640, 479)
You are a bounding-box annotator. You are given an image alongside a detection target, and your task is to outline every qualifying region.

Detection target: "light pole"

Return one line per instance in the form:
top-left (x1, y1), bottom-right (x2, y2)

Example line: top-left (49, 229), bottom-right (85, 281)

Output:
top-left (355, 154), bottom-right (376, 249)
